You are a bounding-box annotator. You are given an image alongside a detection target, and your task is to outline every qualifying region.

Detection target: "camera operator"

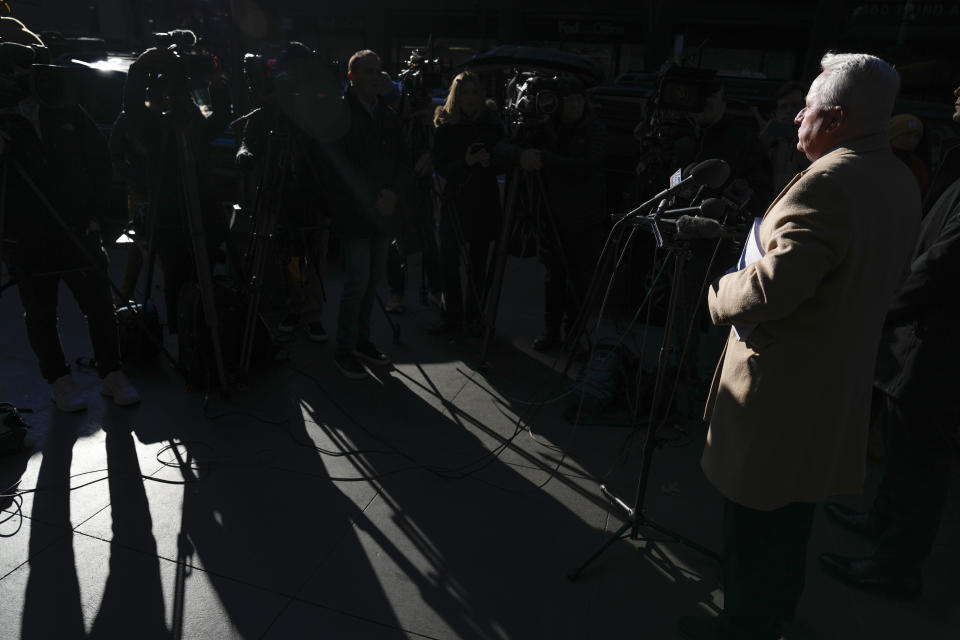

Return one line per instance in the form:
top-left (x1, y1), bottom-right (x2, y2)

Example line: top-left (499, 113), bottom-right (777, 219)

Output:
top-left (497, 78), bottom-right (609, 351)
top-left (120, 30), bottom-right (232, 336)
top-left (235, 42), bottom-right (330, 342)
top-left (0, 28), bottom-right (140, 411)
top-left (324, 49), bottom-right (411, 379)
top-left (429, 70), bottom-right (503, 337)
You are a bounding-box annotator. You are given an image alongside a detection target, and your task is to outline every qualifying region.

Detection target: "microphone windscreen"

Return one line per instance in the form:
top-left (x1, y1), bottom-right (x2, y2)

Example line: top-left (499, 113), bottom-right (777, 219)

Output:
top-left (699, 197), bottom-right (726, 219)
top-left (690, 158), bottom-right (731, 189)
top-left (676, 215), bottom-right (723, 239)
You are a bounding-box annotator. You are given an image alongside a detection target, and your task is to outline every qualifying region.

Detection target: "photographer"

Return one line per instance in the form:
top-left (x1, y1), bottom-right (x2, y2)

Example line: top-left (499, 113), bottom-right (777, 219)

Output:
top-left (120, 30), bottom-right (232, 335)
top-left (497, 78), bottom-right (608, 351)
top-left (235, 42), bottom-right (330, 342)
top-left (0, 28), bottom-right (139, 411)
top-left (429, 71), bottom-right (503, 336)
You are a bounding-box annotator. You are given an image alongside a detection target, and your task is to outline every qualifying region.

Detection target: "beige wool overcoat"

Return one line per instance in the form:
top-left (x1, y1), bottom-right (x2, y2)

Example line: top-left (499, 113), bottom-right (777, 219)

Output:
top-left (702, 132), bottom-right (921, 511)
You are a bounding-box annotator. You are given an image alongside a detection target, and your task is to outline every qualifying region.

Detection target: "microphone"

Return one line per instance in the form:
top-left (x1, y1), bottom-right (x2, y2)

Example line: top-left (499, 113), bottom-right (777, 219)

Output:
top-left (660, 197), bottom-right (726, 219)
top-left (623, 158), bottom-right (732, 219)
top-left (675, 215), bottom-right (733, 240)
top-left (688, 158), bottom-right (732, 189)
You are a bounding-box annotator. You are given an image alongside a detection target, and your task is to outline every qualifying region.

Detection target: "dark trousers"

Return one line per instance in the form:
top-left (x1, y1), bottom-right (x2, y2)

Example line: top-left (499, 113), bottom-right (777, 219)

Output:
top-left (12, 242), bottom-right (120, 381)
top-left (335, 235), bottom-right (388, 355)
top-left (872, 392), bottom-right (953, 570)
top-left (721, 498), bottom-right (816, 639)
top-left (438, 209), bottom-right (490, 325)
top-left (542, 223), bottom-right (605, 333)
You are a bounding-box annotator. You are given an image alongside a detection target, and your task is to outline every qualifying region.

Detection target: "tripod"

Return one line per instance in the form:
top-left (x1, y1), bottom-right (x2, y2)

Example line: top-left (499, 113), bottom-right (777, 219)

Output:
top-left (480, 166), bottom-right (582, 363)
top-left (568, 213), bottom-right (719, 582)
top-left (237, 122), bottom-right (293, 381)
top-left (434, 180), bottom-right (491, 332)
top-left (139, 124), bottom-right (229, 395)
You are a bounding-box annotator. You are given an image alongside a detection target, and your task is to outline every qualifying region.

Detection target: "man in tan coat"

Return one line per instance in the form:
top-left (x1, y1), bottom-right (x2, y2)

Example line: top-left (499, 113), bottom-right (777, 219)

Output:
top-left (679, 53), bottom-right (921, 640)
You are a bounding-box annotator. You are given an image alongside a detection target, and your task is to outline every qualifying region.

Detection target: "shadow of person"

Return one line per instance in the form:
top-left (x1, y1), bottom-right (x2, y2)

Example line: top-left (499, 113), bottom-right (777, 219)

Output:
top-left (20, 410), bottom-right (85, 640)
top-left (88, 404), bottom-right (167, 640)
top-left (108, 373), bottom-right (408, 638)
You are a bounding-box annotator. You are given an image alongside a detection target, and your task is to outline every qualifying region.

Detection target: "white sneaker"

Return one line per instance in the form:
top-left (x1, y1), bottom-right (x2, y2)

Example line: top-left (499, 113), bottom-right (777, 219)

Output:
top-left (51, 374), bottom-right (88, 413)
top-left (100, 370), bottom-right (141, 407)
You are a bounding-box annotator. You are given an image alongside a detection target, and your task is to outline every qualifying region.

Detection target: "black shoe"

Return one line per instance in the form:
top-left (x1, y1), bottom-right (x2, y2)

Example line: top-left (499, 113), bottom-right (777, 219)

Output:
top-left (354, 341), bottom-right (390, 365)
top-left (334, 352), bottom-right (367, 380)
top-left (465, 319), bottom-right (485, 338)
top-left (819, 554), bottom-right (922, 600)
top-left (278, 313), bottom-right (301, 334)
top-left (307, 321), bottom-right (328, 343)
top-left (823, 502), bottom-right (885, 541)
top-left (532, 330), bottom-right (561, 352)
top-left (428, 319), bottom-right (459, 336)
top-left (677, 615), bottom-right (726, 640)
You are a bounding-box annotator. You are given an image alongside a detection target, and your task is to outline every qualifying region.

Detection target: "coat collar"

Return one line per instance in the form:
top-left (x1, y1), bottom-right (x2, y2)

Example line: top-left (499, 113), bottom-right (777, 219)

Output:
top-left (760, 131), bottom-right (891, 220)
top-left (815, 131), bottom-right (890, 163)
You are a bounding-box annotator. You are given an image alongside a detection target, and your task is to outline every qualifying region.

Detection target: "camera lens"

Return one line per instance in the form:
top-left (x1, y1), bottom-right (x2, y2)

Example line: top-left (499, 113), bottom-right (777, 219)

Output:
top-left (537, 91), bottom-right (558, 115)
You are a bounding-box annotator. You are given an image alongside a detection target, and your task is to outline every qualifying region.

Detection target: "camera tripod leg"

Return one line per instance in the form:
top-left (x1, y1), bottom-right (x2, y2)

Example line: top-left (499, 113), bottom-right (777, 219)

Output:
top-left (480, 167), bottom-right (523, 363)
top-left (238, 129), bottom-right (291, 382)
top-left (176, 132), bottom-right (229, 396)
top-left (141, 132), bottom-right (169, 308)
top-left (441, 197), bottom-right (489, 331)
top-left (376, 291), bottom-right (402, 345)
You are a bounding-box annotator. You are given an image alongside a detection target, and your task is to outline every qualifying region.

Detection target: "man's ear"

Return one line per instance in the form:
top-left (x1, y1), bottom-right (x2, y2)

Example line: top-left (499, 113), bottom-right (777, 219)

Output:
top-left (827, 105), bottom-right (845, 132)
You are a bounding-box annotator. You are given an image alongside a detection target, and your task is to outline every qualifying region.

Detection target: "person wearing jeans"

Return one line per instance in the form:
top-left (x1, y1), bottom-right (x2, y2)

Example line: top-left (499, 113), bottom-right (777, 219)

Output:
top-left (324, 49), bottom-right (411, 379)
top-left (336, 235), bottom-right (389, 359)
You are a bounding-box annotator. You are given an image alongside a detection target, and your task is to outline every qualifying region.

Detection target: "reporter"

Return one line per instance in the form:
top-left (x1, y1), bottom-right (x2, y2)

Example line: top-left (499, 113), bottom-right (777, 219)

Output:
top-left (430, 71), bottom-right (503, 336)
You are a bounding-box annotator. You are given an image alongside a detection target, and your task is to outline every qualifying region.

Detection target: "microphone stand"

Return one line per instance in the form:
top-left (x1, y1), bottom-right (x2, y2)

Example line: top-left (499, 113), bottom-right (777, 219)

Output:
top-left (568, 231), bottom-right (719, 583)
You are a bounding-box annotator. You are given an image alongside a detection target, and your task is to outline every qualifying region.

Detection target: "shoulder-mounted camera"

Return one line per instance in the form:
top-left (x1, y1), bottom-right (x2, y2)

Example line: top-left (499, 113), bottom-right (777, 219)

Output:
top-left (149, 30), bottom-right (218, 89)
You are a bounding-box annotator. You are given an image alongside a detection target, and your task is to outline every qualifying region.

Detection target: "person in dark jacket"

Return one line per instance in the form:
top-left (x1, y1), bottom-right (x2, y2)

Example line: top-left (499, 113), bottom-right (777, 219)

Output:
top-left (819, 83), bottom-right (960, 601)
top-left (496, 80), bottom-right (609, 350)
top-left (323, 49), bottom-right (411, 379)
top-left (429, 71), bottom-right (503, 336)
top-left (0, 35), bottom-right (139, 411)
top-left (120, 33), bottom-right (232, 333)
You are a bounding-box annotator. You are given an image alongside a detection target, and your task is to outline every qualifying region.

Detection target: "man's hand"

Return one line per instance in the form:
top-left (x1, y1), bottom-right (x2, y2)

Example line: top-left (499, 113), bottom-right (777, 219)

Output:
top-left (520, 148), bottom-right (543, 171)
top-left (376, 189), bottom-right (398, 216)
top-left (414, 151), bottom-right (432, 176)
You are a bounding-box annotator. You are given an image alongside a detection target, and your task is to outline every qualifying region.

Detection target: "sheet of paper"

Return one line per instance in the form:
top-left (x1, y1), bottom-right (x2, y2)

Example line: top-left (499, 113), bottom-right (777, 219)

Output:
top-left (730, 217), bottom-right (765, 341)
